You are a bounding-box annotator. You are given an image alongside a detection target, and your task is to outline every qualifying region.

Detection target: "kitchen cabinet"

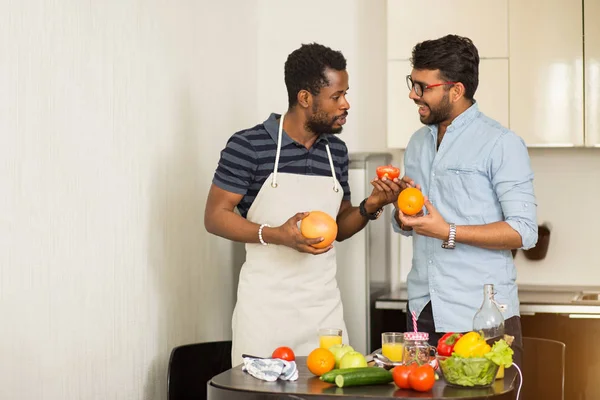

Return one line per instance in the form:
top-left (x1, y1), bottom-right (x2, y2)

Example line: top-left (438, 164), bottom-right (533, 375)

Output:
top-left (508, 0), bottom-right (584, 146)
top-left (521, 313), bottom-right (600, 400)
top-left (585, 0), bottom-right (600, 147)
top-left (387, 60), bottom-right (508, 149)
top-left (387, 0), bottom-right (508, 60)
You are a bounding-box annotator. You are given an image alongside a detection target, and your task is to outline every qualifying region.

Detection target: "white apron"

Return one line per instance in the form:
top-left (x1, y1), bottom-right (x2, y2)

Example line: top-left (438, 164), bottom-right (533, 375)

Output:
top-left (231, 115), bottom-right (348, 366)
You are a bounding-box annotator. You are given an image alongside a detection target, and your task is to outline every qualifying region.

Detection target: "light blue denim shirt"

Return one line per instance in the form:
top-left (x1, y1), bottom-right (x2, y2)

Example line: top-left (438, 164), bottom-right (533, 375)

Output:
top-left (392, 103), bottom-right (538, 332)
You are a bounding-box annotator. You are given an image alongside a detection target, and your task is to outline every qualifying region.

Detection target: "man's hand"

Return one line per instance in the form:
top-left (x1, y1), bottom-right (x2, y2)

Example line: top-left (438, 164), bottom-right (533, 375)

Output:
top-left (269, 212), bottom-right (333, 255)
top-left (398, 196), bottom-right (450, 240)
top-left (364, 176), bottom-right (403, 211)
top-left (398, 175), bottom-right (420, 192)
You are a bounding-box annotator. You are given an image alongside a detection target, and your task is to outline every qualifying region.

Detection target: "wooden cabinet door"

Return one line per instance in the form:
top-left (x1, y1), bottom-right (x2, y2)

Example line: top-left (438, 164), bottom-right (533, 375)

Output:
top-left (521, 313), bottom-right (600, 400)
top-left (585, 0), bottom-right (600, 147)
top-left (508, 0), bottom-right (584, 146)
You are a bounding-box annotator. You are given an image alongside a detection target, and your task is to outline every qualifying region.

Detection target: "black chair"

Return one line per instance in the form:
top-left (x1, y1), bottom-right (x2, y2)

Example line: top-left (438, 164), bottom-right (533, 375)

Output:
top-left (167, 340), bottom-right (232, 400)
top-left (521, 337), bottom-right (565, 400)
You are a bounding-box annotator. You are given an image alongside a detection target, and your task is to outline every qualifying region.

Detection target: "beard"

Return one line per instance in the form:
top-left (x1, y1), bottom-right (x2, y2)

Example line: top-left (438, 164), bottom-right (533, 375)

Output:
top-left (305, 103), bottom-right (346, 134)
top-left (418, 92), bottom-right (453, 125)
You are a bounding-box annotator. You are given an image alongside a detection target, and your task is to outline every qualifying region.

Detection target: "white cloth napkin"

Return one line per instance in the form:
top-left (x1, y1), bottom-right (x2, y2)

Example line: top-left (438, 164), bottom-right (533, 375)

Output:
top-left (242, 355), bottom-right (299, 382)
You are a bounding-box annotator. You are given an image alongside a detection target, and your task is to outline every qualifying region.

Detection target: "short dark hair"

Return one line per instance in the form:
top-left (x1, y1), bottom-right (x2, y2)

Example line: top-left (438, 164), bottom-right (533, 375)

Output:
top-left (410, 35), bottom-right (479, 100)
top-left (284, 43), bottom-right (347, 108)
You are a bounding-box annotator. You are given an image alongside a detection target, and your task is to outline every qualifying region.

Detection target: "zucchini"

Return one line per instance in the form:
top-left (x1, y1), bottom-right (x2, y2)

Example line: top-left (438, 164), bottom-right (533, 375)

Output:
top-left (320, 368), bottom-right (369, 383)
top-left (334, 368), bottom-right (393, 388)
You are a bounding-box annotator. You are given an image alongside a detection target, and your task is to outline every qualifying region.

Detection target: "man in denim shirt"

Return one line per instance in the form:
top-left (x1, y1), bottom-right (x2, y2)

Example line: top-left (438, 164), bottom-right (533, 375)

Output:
top-left (391, 35), bottom-right (538, 351)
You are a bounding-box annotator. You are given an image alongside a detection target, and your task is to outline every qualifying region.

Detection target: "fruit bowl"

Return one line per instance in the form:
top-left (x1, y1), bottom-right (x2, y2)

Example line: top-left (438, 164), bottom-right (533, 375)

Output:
top-left (437, 355), bottom-right (499, 388)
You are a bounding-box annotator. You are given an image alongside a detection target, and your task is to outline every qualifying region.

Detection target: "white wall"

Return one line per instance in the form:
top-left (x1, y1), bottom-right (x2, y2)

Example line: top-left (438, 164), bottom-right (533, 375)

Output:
top-left (0, 1), bottom-right (257, 399)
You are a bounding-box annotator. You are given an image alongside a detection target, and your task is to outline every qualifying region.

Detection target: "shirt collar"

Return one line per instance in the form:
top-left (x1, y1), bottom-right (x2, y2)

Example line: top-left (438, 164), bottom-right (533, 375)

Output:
top-left (426, 101), bottom-right (480, 137)
top-left (264, 113), bottom-right (330, 146)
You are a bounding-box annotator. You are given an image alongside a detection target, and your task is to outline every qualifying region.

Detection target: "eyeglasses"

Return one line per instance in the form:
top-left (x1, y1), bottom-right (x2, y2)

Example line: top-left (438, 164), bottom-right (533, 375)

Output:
top-left (406, 75), bottom-right (457, 97)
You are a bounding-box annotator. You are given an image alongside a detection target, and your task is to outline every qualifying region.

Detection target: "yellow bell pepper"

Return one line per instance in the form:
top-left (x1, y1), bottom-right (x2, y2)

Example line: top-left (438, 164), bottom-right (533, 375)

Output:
top-left (452, 332), bottom-right (491, 358)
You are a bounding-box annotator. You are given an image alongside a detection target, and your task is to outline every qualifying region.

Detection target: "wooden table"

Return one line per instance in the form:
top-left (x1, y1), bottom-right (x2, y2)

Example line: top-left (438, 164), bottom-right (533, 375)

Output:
top-left (208, 357), bottom-right (517, 399)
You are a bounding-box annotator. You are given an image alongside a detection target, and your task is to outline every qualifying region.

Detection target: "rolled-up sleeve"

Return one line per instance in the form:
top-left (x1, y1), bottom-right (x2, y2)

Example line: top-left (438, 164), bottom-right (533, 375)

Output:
top-left (488, 132), bottom-right (538, 249)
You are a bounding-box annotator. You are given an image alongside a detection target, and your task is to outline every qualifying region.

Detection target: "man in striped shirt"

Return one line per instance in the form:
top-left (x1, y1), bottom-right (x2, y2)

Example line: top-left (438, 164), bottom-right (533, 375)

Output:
top-left (204, 43), bottom-right (401, 363)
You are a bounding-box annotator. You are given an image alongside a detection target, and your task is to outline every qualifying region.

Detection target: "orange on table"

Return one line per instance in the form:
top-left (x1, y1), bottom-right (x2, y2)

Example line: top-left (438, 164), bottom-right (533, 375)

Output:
top-left (397, 188), bottom-right (424, 216)
top-left (306, 348), bottom-right (336, 376)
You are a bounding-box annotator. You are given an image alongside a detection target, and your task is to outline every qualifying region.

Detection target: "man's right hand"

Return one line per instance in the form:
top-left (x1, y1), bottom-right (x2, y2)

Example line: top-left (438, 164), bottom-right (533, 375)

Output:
top-left (268, 212), bottom-right (333, 255)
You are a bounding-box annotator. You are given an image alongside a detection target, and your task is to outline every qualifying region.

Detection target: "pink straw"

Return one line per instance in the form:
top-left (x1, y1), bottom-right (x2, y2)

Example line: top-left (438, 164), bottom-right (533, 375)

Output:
top-left (411, 311), bottom-right (417, 332)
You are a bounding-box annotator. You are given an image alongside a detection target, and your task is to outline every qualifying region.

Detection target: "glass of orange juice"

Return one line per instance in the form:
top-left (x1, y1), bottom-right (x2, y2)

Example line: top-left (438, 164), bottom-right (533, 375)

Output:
top-left (382, 332), bottom-right (404, 362)
top-left (318, 328), bottom-right (343, 349)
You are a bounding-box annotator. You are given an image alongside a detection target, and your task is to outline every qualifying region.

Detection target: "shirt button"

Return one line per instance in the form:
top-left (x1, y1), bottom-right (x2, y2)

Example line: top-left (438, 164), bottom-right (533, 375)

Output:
top-left (431, 289), bottom-right (436, 294)
top-left (432, 172), bottom-right (436, 177)
top-left (455, 171), bottom-right (460, 175)
top-left (428, 260), bottom-right (433, 264)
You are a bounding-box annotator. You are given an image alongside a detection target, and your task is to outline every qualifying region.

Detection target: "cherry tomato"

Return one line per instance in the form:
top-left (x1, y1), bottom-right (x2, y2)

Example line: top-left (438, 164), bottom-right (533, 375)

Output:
top-left (392, 364), bottom-right (417, 389)
top-left (376, 165), bottom-right (400, 180)
top-left (408, 364), bottom-right (435, 392)
top-left (271, 346), bottom-right (295, 362)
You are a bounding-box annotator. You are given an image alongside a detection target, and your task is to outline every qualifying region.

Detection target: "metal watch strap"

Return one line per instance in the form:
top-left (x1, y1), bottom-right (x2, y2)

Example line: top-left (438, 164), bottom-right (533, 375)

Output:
top-left (442, 223), bottom-right (456, 249)
top-left (359, 198), bottom-right (383, 220)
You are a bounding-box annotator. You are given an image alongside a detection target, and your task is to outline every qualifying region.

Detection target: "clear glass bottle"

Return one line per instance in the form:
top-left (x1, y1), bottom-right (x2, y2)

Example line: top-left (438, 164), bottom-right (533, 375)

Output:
top-left (473, 284), bottom-right (505, 344)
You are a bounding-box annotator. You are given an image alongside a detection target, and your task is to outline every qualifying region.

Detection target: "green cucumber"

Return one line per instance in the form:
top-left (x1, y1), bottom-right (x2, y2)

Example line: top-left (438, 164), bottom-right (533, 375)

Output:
top-left (334, 368), bottom-right (393, 388)
top-left (320, 368), bottom-right (370, 383)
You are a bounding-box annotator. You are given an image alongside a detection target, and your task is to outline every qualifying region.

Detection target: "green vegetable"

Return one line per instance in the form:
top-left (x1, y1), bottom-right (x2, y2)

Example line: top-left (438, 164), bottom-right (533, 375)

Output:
top-left (320, 368), bottom-right (371, 383)
top-left (333, 368), bottom-right (393, 388)
top-left (439, 356), bottom-right (498, 387)
top-left (439, 338), bottom-right (514, 387)
top-left (484, 339), bottom-right (514, 368)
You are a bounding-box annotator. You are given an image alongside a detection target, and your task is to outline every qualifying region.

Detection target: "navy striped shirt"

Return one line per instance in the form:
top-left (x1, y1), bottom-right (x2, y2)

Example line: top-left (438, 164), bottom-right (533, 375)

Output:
top-left (213, 113), bottom-right (351, 218)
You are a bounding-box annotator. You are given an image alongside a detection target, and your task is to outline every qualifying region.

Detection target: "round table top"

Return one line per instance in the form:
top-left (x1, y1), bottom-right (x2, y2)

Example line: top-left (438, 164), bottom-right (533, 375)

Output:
top-left (208, 357), bottom-right (517, 400)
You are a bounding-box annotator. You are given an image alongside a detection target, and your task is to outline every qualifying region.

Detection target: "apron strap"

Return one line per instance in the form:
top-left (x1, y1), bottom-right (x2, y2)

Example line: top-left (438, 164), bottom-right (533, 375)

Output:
top-left (271, 115), bottom-right (284, 188)
top-left (325, 144), bottom-right (339, 193)
top-left (271, 113), bottom-right (339, 193)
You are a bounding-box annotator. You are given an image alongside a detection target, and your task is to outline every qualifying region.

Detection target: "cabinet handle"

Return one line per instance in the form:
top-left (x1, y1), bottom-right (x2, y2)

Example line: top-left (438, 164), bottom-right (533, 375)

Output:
top-left (568, 314), bottom-right (600, 319)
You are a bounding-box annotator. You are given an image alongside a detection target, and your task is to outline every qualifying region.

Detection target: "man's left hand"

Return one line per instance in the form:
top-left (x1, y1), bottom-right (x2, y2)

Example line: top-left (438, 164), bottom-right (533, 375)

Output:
top-left (398, 196), bottom-right (450, 240)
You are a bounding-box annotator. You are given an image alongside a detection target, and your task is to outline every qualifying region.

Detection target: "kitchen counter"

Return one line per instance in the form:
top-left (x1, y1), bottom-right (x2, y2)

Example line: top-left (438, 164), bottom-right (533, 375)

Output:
top-left (375, 284), bottom-right (600, 315)
top-left (208, 356), bottom-right (517, 400)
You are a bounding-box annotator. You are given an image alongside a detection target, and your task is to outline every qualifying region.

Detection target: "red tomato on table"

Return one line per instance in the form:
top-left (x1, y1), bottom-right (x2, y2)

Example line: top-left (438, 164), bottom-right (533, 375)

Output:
top-left (271, 346), bottom-right (295, 362)
top-left (376, 165), bottom-right (400, 180)
top-left (408, 364), bottom-right (435, 392)
top-left (392, 364), bottom-right (417, 389)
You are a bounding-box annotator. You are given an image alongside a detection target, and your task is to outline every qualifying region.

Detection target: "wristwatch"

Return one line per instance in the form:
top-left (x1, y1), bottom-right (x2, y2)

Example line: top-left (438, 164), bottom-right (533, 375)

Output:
top-left (442, 223), bottom-right (457, 249)
top-left (359, 198), bottom-right (383, 220)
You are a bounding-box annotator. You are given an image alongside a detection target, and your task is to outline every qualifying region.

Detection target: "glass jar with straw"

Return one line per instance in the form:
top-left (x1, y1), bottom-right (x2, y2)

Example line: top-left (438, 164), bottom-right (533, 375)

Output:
top-left (403, 311), bottom-right (437, 366)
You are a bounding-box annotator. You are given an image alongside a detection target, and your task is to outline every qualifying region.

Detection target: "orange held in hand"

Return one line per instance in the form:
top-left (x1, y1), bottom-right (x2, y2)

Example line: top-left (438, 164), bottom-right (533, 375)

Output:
top-left (397, 188), bottom-right (424, 216)
top-left (300, 211), bottom-right (338, 249)
top-left (306, 348), bottom-right (336, 376)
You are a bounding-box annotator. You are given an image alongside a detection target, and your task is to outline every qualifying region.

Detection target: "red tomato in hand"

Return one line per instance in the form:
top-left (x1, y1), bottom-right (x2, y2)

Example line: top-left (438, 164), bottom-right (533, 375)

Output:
top-left (408, 364), bottom-right (435, 392)
top-left (376, 165), bottom-right (400, 180)
top-left (392, 364), bottom-right (417, 389)
top-left (271, 346), bottom-right (295, 362)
